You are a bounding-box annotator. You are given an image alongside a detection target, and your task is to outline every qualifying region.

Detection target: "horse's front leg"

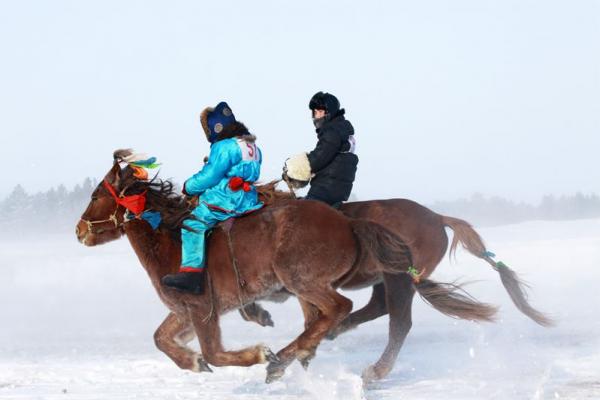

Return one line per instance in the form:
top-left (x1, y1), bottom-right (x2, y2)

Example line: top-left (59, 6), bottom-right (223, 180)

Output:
top-left (189, 306), bottom-right (279, 368)
top-left (154, 312), bottom-right (212, 373)
top-left (266, 289), bottom-right (352, 383)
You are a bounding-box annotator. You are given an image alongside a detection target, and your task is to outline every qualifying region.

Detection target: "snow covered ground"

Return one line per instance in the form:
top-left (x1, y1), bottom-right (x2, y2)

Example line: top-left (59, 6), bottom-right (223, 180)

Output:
top-left (1, 218), bottom-right (599, 400)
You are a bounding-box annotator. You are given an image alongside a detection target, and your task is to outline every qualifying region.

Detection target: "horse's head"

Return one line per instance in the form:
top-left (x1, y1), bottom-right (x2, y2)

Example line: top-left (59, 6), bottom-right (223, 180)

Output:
top-left (76, 149), bottom-right (148, 246)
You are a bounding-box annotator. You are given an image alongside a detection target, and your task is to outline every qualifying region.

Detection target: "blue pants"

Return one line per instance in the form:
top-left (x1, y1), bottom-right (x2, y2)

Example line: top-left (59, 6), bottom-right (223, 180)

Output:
top-left (181, 203), bottom-right (231, 269)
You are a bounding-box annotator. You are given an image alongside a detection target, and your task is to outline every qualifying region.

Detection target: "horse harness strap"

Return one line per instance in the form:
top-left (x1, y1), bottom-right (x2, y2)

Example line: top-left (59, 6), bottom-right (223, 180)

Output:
top-left (220, 219), bottom-right (251, 321)
top-left (82, 179), bottom-right (148, 234)
top-left (201, 270), bottom-right (216, 324)
top-left (82, 208), bottom-right (121, 234)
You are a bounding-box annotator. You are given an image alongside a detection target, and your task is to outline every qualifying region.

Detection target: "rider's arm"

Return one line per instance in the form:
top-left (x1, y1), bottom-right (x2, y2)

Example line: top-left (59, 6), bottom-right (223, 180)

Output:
top-left (183, 141), bottom-right (234, 195)
top-left (307, 130), bottom-right (342, 173)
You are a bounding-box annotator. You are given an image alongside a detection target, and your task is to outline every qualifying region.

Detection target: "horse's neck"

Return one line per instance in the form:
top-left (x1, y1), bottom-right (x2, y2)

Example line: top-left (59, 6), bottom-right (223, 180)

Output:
top-left (124, 221), bottom-right (179, 286)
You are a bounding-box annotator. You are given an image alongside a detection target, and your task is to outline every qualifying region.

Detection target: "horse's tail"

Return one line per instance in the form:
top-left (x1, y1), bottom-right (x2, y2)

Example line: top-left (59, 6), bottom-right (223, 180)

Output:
top-left (350, 219), bottom-right (413, 275)
top-left (441, 215), bottom-right (554, 327)
top-left (351, 219), bottom-right (498, 323)
top-left (413, 278), bottom-right (498, 322)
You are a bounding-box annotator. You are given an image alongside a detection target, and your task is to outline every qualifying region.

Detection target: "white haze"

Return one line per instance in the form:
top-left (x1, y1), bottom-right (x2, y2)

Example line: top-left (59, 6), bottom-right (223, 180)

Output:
top-left (1, 219), bottom-right (600, 399)
top-left (1, 2), bottom-right (599, 399)
top-left (0, 0), bottom-right (598, 203)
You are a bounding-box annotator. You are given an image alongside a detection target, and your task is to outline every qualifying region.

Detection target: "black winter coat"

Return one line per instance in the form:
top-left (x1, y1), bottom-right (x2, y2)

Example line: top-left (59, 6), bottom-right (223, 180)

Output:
top-left (307, 110), bottom-right (358, 204)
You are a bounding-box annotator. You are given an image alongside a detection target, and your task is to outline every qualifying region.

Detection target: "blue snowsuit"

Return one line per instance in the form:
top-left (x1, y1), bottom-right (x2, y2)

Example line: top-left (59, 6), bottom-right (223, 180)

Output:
top-left (181, 136), bottom-right (263, 268)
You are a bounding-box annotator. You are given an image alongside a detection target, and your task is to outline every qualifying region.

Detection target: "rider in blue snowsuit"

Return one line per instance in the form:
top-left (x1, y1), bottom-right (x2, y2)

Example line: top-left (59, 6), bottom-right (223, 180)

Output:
top-left (161, 102), bottom-right (263, 294)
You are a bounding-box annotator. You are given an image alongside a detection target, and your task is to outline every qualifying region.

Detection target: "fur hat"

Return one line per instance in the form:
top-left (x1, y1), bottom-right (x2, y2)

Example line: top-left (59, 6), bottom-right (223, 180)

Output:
top-left (199, 101), bottom-right (236, 143)
top-left (309, 92), bottom-right (340, 116)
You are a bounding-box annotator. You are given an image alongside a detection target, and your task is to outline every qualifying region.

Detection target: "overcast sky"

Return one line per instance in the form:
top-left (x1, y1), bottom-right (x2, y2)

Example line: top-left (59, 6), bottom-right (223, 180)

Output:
top-left (0, 0), bottom-right (598, 203)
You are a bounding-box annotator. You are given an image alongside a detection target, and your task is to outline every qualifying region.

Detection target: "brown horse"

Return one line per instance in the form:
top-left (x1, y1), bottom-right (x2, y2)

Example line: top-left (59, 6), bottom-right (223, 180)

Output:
top-left (76, 150), bottom-right (550, 383)
top-left (255, 185), bottom-right (554, 328)
top-left (254, 183), bottom-right (553, 380)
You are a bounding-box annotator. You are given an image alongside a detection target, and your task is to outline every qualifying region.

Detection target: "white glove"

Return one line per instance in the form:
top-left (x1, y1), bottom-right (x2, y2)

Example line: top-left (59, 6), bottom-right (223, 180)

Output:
top-left (284, 153), bottom-right (312, 182)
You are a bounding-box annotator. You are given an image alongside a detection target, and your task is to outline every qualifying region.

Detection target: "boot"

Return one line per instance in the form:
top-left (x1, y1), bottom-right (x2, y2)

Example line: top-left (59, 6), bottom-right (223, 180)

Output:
top-left (161, 269), bottom-right (206, 295)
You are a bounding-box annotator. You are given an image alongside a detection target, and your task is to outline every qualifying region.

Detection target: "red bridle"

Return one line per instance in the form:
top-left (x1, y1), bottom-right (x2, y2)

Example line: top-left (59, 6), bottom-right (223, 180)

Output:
top-left (102, 179), bottom-right (147, 216)
top-left (79, 180), bottom-right (147, 237)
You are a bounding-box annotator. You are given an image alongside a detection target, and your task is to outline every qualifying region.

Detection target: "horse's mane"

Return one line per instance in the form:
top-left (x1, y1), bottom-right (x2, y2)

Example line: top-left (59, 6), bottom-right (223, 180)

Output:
top-left (127, 177), bottom-right (294, 241)
top-left (256, 180), bottom-right (295, 205)
top-left (126, 177), bottom-right (193, 240)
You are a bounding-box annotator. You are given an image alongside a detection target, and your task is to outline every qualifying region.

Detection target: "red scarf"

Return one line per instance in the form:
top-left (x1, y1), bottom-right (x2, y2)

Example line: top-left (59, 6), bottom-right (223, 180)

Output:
top-left (103, 179), bottom-right (147, 215)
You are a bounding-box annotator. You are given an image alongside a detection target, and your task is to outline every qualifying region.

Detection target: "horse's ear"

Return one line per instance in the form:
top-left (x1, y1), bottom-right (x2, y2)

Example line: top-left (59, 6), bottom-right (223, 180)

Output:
top-left (105, 161), bottom-right (122, 185)
top-left (111, 149), bottom-right (134, 182)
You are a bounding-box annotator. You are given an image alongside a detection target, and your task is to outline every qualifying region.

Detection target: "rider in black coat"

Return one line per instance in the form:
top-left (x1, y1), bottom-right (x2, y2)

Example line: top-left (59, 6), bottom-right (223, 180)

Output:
top-left (305, 92), bottom-right (359, 206)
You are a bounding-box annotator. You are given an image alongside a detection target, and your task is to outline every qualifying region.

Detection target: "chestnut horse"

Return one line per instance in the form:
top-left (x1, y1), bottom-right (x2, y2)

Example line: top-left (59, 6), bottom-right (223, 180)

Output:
top-left (252, 185), bottom-right (553, 335)
top-left (76, 150), bottom-right (550, 383)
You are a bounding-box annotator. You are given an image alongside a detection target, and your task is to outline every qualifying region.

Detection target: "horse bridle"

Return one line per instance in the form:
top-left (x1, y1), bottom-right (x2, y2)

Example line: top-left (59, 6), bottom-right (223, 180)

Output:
top-left (80, 182), bottom-right (126, 235)
top-left (80, 178), bottom-right (146, 235)
top-left (81, 207), bottom-right (122, 235)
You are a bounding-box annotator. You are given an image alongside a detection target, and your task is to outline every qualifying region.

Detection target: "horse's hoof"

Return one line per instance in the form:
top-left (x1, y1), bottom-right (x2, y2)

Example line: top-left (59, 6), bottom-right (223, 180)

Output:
top-left (297, 350), bottom-right (315, 370)
top-left (265, 363), bottom-right (285, 384)
top-left (197, 356), bottom-right (213, 373)
top-left (324, 330), bottom-right (338, 341)
top-left (300, 357), bottom-right (311, 370)
top-left (361, 366), bottom-right (377, 384)
top-left (258, 311), bottom-right (274, 327)
top-left (362, 364), bottom-right (389, 384)
top-left (326, 322), bottom-right (353, 340)
top-left (263, 347), bottom-right (280, 364)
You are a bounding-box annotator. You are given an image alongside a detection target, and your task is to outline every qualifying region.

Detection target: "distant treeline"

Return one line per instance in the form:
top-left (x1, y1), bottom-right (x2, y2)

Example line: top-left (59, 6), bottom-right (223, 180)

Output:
top-left (429, 192), bottom-right (600, 226)
top-left (1, 180), bottom-right (599, 235)
top-left (0, 178), bottom-right (98, 235)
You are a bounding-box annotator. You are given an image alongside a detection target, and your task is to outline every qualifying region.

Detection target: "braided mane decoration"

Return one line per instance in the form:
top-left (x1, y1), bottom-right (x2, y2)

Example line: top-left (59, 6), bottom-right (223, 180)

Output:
top-left (113, 149), bottom-right (160, 180)
top-left (113, 148), bottom-right (135, 163)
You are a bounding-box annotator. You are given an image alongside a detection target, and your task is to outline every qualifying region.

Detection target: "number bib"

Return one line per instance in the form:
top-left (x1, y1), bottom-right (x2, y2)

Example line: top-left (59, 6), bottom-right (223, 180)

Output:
top-left (237, 139), bottom-right (260, 161)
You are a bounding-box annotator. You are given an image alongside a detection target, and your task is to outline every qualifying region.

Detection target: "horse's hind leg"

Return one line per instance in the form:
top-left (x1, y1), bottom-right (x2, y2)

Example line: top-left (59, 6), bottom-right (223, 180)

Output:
top-left (239, 302), bottom-right (274, 327)
top-left (362, 273), bottom-right (415, 383)
top-left (327, 282), bottom-right (387, 340)
top-left (266, 289), bottom-right (352, 383)
top-left (153, 312), bottom-right (212, 373)
top-left (239, 289), bottom-right (294, 327)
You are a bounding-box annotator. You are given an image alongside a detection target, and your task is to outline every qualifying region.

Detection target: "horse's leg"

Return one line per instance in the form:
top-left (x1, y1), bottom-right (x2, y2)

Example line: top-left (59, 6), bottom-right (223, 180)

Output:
top-left (188, 307), bottom-right (278, 368)
top-left (239, 289), bottom-right (294, 327)
top-left (266, 289), bottom-right (352, 383)
top-left (153, 312), bottom-right (212, 373)
top-left (239, 302), bottom-right (274, 327)
top-left (362, 273), bottom-right (415, 383)
top-left (289, 299), bottom-right (322, 369)
top-left (299, 298), bottom-right (320, 330)
top-left (327, 282), bottom-right (387, 339)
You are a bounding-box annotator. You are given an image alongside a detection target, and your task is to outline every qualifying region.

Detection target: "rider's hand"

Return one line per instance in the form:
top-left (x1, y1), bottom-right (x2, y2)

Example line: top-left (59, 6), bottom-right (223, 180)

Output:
top-left (282, 160), bottom-right (309, 189)
top-left (185, 195), bottom-right (199, 208)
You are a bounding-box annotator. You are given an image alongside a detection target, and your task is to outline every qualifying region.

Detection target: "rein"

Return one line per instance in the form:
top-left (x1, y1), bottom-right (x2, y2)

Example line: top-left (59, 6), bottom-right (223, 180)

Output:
top-left (276, 177), bottom-right (297, 200)
top-left (219, 219), bottom-right (251, 320)
top-left (284, 179), bottom-right (297, 199)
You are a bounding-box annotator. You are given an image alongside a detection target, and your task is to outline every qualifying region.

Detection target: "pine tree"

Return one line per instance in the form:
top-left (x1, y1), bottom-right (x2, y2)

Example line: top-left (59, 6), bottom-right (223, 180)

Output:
top-left (4, 184), bottom-right (31, 219)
